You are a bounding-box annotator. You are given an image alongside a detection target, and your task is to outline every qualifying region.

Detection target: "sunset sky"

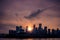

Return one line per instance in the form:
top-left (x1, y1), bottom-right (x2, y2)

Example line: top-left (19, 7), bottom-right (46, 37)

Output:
top-left (0, 0), bottom-right (60, 33)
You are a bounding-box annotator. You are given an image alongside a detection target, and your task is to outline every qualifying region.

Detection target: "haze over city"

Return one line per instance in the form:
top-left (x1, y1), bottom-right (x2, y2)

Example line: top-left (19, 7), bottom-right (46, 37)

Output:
top-left (0, 0), bottom-right (60, 33)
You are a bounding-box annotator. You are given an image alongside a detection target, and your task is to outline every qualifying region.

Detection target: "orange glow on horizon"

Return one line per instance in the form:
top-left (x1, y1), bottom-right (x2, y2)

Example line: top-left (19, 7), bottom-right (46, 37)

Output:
top-left (28, 26), bottom-right (33, 32)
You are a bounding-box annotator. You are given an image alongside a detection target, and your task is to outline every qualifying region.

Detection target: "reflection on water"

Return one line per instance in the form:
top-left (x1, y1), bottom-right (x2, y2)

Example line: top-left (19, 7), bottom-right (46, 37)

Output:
top-left (0, 38), bottom-right (60, 40)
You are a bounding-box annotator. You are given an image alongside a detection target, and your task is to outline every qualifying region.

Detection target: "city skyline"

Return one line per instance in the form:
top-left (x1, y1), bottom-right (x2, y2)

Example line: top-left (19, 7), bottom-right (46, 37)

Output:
top-left (10, 23), bottom-right (60, 32)
top-left (8, 23), bottom-right (60, 38)
top-left (0, 23), bottom-right (60, 38)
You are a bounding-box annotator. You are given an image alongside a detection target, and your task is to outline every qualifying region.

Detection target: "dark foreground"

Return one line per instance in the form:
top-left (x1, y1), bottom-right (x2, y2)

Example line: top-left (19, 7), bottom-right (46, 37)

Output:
top-left (0, 38), bottom-right (60, 40)
top-left (0, 34), bottom-right (60, 38)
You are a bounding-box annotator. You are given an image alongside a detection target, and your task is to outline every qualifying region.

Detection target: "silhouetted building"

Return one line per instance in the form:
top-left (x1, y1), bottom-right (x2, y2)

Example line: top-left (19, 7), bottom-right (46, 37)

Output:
top-left (9, 30), bottom-right (16, 35)
top-left (57, 28), bottom-right (59, 32)
top-left (16, 26), bottom-right (20, 33)
top-left (26, 26), bottom-right (28, 33)
top-left (43, 26), bottom-right (47, 35)
top-left (16, 26), bottom-right (24, 33)
top-left (56, 28), bottom-right (60, 37)
top-left (47, 29), bottom-right (51, 35)
top-left (19, 26), bottom-right (24, 33)
top-left (38, 23), bottom-right (43, 36)
top-left (38, 23), bottom-right (42, 30)
top-left (32, 24), bottom-right (38, 34)
top-left (52, 29), bottom-right (56, 36)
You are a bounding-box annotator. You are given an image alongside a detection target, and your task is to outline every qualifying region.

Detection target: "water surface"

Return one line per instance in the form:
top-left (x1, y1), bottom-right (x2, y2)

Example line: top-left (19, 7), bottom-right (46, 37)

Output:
top-left (0, 38), bottom-right (60, 40)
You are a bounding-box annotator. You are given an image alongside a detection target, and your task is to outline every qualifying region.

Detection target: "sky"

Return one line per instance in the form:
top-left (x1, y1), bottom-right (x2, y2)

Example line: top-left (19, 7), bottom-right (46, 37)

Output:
top-left (0, 0), bottom-right (60, 33)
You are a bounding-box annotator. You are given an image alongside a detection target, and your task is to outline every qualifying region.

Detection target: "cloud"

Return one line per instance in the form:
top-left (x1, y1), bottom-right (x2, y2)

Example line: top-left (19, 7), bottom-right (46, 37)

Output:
top-left (24, 9), bottom-right (41, 19)
top-left (0, 0), bottom-right (60, 33)
top-left (24, 6), bottom-right (57, 19)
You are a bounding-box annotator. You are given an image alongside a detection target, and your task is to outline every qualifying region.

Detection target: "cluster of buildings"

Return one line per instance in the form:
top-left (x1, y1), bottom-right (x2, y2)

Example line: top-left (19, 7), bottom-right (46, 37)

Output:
top-left (9, 23), bottom-right (60, 37)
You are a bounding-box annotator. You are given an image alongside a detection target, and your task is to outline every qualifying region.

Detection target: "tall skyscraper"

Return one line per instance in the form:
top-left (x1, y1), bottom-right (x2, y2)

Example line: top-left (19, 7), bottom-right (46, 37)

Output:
top-left (52, 29), bottom-right (55, 35)
top-left (44, 26), bottom-right (47, 35)
top-left (26, 26), bottom-right (28, 32)
top-left (16, 26), bottom-right (20, 33)
top-left (16, 26), bottom-right (24, 33)
top-left (19, 26), bottom-right (24, 33)
top-left (32, 24), bottom-right (37, 34)
top-left (48, 29), bottom-right (50, 35)
top-left (38, 23), bottom-right (42, 29)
